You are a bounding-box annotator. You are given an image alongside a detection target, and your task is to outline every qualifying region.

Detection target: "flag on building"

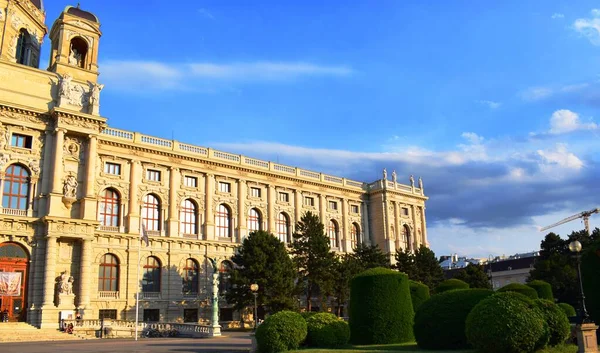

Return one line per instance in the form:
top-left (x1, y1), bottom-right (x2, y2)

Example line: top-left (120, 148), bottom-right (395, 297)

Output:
top-left (141, 224), bottom-right (150, 247)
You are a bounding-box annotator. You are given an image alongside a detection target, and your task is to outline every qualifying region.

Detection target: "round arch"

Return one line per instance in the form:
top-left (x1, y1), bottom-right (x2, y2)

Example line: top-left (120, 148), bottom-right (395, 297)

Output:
top-left (0, 242), bottom-right (30, 322)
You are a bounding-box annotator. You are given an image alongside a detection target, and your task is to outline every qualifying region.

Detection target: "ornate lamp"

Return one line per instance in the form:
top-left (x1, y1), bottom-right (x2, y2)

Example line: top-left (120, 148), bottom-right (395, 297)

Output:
top-left (250, 283), bottom-right (259, 330)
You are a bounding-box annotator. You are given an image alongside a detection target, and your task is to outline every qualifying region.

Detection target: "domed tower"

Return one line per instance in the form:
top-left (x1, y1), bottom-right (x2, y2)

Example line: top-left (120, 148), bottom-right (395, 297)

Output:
top-left (48, 4), bottom-right (101, 83)
top-left (0, 0), bottom-right (48, 67)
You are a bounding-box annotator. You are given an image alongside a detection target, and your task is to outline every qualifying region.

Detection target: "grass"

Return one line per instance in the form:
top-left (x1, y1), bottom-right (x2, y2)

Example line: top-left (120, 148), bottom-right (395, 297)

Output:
top-left (289, 343), bottom-right (578, 353)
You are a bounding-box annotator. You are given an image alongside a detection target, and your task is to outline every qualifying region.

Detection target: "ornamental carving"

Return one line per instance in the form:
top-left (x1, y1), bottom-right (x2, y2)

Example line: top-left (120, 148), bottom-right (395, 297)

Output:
top-left (137, 184), bottom-right (169, 205)
top-left (176, 191), bottom-right (205, 210)
top-left (63, 136), bottom-right (83, 160)
top-left (96, 179), bottom-right (130, 201)
top-left (57, 74), bottom-right (91, 109)
top-left (10, 14), bottom-right (23, 30)
top-left (0, 110), bottom-right (49, 126)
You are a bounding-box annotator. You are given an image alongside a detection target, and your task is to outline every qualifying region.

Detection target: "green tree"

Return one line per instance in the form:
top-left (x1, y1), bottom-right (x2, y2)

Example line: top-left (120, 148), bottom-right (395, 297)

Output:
top-left (454, 263), bottom-right (492, 289)
top-left (352, 242), bottom-right (391, 269)
top-left (291, 211), bottom-right (336, 311)
top-left (394, 245), bottom-right (444, 289)
top-left (226, 230), bottom-right (296, 314)
top-left (332, 254), bottom-right (362, 316)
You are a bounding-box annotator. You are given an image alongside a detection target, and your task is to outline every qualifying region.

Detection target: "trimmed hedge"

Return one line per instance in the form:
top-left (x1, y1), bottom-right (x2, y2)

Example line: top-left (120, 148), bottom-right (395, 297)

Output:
top-left (349, 267), bottom-right (414, 344)
top-left (466, 292), bottom-right (548, 353)
top-left (414, 288), bottom-right (494, 349)
top-left (305, 312), bottom-right (350, 348)
top-left (557, 303), bottom-right (576, 318)
top-left (300, 311), bottom-right (317, 320)
top-left (255, 310), bottom-right (307, 353)
top-left (434, 279), bottom-right (469, 294)
top-left (581, 238), bottom-right (600, 326)
top-left (534, 299), bottom-right (570, 346)
top-left (527, 280), bottom-right (554, 301)
top-left (498, 283), bottom-right (539, 299)
top-left (409, 280), bottom-right (430, 312)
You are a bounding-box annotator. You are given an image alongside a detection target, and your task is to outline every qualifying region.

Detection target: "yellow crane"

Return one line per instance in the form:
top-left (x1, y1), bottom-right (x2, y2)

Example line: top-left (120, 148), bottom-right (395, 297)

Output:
top-left (539, 207), bottom-right (600, 235)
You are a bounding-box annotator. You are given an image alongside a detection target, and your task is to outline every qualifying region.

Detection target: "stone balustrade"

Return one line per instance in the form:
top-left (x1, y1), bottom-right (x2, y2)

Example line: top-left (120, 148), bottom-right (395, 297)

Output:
top-left (62, 319), bottom-right (214, 338)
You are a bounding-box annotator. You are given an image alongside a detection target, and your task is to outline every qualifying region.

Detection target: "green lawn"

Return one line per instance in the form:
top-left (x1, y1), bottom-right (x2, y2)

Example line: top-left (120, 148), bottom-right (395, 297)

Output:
top-left (289, 343), bottom-right (578, 353)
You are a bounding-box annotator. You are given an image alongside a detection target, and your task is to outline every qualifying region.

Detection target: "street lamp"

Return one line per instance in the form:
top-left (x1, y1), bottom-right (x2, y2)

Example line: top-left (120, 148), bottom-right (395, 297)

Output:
top-left (250, 283), bottom-right (259, 330)
top-left (568, 240), bottom-right (590, 323)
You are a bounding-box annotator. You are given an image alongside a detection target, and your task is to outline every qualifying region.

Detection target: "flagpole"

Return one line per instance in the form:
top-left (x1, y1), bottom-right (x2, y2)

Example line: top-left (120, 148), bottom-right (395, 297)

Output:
top-left (135, 224), bottom-right (141, 340)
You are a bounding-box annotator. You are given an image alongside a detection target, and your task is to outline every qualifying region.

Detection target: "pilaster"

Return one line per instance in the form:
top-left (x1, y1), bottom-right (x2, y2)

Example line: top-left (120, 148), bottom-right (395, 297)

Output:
top-left (78, 239), bottom-right (92, 315)
top-left (168, 167), bottom-right (180, 237)
top-left (411, 205), bottom-right (418, 250)
top-left (394, 201), bottom-right (400, 252)
top-left (319, 194), bottom-right (326, 222)
top-left (81, 135), bottom-right (98, 219)
top-left (237, 180), bottom-right (246, 241)
top-left (294, 189), bottom-right (302, 229)
top-left (267, 185), bottom-right (275, 233)
top-left (39, 236), bottom-right (59, 328)
top-left (128, 160), bottom-right (141, 234)
top-left (341, 199), bottom-right (351, 252)
top-left (205, 173), bottom-right (215, 240)
top-left (47, 128), bottom-right (66, 215)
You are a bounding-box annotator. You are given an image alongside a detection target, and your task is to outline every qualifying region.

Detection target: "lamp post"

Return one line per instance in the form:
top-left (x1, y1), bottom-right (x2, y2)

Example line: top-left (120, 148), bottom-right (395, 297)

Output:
top-left (569, 239), bottom-right (598, 353)
top-left (250, 283), bottom-right (259, 330)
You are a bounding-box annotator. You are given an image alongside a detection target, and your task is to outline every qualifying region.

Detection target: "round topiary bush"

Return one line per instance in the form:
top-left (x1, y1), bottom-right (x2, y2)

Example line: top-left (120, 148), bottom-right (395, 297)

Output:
top-left (434, 279), bottom-right (469, 294)
top-left (414, 288), bottom-right (494, 349)
top-left (557, 303), bottom-right (576, 318)
top-left (466, 292), bottom-right (548, 353)
top-left (497, 283), bottom-right (539, 299)
top-left (255, 310), bottom-right (307, 353)
top-left (409, 280), bottom-right (430, 312)
top-left (305, 312), bottom-right (350, 348)
top-left (534, 299), bottom-right (570, 346)
top-left (349, 267), bottom-right (414, 344)
top-left (300, 311), bottom-right (317, 321)
top-left (527, 280), bottom-right (554, 300)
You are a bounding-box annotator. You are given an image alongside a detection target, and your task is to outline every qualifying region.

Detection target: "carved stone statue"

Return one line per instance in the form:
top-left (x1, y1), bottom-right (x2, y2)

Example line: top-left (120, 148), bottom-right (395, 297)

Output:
top-left (68, 44), bottom-right (81, 66)
top-left (8, 35), bottom-right (18, 59)
top-left (392, 170), bottom-right (397, 183)
top-left (383, 168), bottom-right (387, 180)
top-left (28, 159), bottom-right (40, 175)
top-left (0, 153), bottom-right (10, 169)
top-left (59, 73), bottom-right (72, 98)
top-left (88, 82), bottom-right (104, 114)
top-left (63, 175), bottom-right (78, 198)
top-left (410, 175), bottom-right (415, 187)
top-left (58, 271), bottom-right (74, 295)
top-left (418, 176), bottom-right (424, 190)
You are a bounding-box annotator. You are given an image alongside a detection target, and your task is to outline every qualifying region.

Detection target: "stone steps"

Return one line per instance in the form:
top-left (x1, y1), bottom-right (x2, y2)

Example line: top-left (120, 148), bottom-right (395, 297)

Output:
top-left (0, 323), bottom-right (92, 342)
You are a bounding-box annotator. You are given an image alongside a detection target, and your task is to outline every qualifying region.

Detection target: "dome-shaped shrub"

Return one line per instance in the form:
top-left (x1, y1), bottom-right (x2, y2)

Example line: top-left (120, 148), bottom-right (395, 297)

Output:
top-left (414, 288), bottom-right (493, 349)
top-left (409, 280), bottom-right (430, 312)
top-left (300, 311), bottom-right (317, 320)
top-left (466, 292), bottom-right (548, 353)
top-left (305, 312), bottom-right (350, 348)
top-left (255, 310), bottom-right (307, 353)
top-left (434, 278), bottom-right (469, 294)
top-left (534, 299), bottom-right (570, 346)
top-left (498, 283), bottom-right (539, 299)
top-left (557, 303), bottom-right (576, 318)
top-left (527, 280), bottom-right (554, 300)
top-left (349, 267), bottom-right (414, 344)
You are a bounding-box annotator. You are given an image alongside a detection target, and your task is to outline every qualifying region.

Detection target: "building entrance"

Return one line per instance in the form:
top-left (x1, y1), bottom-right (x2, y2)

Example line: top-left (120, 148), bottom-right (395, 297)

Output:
top-left (0, 242), bottom-right (29, 322)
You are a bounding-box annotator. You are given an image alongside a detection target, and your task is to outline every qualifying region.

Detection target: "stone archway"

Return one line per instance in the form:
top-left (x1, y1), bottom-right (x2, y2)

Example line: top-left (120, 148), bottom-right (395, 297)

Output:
top-left (0, 242), bottom-right (30, 322)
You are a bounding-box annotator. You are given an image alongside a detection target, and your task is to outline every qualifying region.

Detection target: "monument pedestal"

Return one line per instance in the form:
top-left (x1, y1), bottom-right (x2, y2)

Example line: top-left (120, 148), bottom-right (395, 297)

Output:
top-left (576, 323), bottom-right (599, 353)
top-left (57, 294), bottom-right (75, 308)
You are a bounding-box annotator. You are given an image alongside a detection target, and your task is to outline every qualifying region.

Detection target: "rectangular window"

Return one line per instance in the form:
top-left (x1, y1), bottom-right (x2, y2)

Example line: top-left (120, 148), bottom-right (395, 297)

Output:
top-left (11, 134), bottom-right (32, 149)
top-left (184, 176), bottom-right (197, 188)
top-left (304, 197), bottom-right (315, 206)
top-left (219, 182), bottom-right (231, 193)
top-left (329, 201), bottom-right (338, 210)
top-left (402, 208), bottom-right (409, 216)
top-left (99, 309), bottom-right (117, 320)
top-left (104, 162), bottom-right (121, 175)
top-left (183, 309), bottom-right (198, 323)
top-left (351, 205), bottom-right (359, 213)
top-left (250, 187), bottom-right (261, 198)
top-left (279, 192), bottom-right (289, 202)
top-left (146, 169), bottom-right (161, 182)
top-left (143, 309), bottom-right (160, 322)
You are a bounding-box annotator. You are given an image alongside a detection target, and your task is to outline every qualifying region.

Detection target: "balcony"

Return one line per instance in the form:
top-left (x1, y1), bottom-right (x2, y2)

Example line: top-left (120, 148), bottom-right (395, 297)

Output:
top-left (98, 225), bottom-right (121, 232)
top-left (1, 208), bottom-right (27, 216)
top-left (140, 292), bottom-right (161, 300)
top-left (98, 291), bottom-right (119, 299)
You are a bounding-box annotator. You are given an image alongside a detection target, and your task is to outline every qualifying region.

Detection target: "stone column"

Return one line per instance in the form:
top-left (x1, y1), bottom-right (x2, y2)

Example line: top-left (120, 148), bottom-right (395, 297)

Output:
top-left (51, 129), bottom-right (66, 194)
top-left (237, 180), bottom-right (246, 241)
top-left (411, 205), bottom-right (418, 250)
top-left (362, 202), bottom-right (370, 245)
top-left (128, 160), bottom-right (141, 234)
top-left (168, 167), bottom-right (180, 237)
top-left (81, 135), bottom-right (98, 219)
top-left (319, 194), bottom-right (326, 222)
top-left (394, 202), bottom-right (401, 252)
top-left (205, 174), bottom-right (215, 240)
top-left (341, 199), bottom-right (350, 251)
top-left (78, 239), bottom-right (92, 311)
top-left (267, 185), bottom-right (276, 233)
top-left (420, 206), bottom-right (429, 247)
top-left (294, 189), bottom-right (302, 228)
top-left (211, 269), bottom-right (221, 336)
top-left (42, 236), bottom-right (57, 307)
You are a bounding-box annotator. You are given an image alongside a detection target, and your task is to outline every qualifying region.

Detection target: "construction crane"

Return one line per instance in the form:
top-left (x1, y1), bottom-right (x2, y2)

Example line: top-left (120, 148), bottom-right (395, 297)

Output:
top-left (539, 207), bottom-right (600, 235)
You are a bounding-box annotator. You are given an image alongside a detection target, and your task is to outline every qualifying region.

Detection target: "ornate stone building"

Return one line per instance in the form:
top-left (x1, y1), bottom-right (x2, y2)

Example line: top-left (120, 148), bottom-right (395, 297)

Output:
top-left (0, 1), bottom-right (428, 328)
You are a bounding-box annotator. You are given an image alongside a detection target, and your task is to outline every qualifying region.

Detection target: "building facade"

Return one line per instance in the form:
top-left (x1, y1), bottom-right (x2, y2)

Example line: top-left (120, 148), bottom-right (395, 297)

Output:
top-left (0, 1), bottom-right (428, 328)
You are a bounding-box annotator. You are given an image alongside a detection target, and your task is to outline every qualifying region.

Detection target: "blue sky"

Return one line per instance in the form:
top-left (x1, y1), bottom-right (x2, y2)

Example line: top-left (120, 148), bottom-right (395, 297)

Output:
top-left (40, 1), bottom-right (600, 258)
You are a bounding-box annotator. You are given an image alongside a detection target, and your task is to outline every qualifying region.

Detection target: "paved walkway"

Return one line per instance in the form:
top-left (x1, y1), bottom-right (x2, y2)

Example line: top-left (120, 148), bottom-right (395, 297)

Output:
top-left (0, 332), bottom-right (252, 353)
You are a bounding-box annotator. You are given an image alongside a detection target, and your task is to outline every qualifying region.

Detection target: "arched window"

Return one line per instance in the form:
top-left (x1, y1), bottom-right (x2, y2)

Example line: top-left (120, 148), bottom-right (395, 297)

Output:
top-left (2, 164), bottom-right (29, 210)
top-left (351, 223), bottom-right (360, 249)
top-left (277, 212), bottom-right (290, 243)
top-left (328, 220), bottom-right (339, 248)
top-left (247, 208), bottom-right (261, 233)
top-left (182, 258), bottom-right (199, 294)
top-left (216, 204), bottom-right (231, 238)
top-left (142, 194), bottom-right (160, 231)
top-left (16, 29), bottom-right (38, 67)
top-left (219, 261), bottom-right (233, 294)
top-left (69, 37), bottom-right (88, 69)
top-left (403, 225), bottom-right (411, 251)
top-left (98, 188), bottom-right (120, 227)
top-left (98, 254), bottom-right (119, 291)
top-left (142, 256), bottom-right (161, 292)
top-left (180, 199), bottom-right (197, 235)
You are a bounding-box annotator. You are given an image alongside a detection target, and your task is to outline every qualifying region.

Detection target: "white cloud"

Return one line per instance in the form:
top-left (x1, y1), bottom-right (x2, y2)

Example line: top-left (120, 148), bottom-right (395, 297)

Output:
top-left (477, 100), bottom-right (501, 109)
top-left (573, 9), bottom-right (600, 45)
top-left (551, 13), bottom-right (565, 19)
top-left (549, 109), bottom-right (597, 134)
top-left (198, 8), bottom-right (215, 19)
top-left (461, 132), bottom-right (484, 144)
top-left (100, 60), bottom-right (354, 91)
top-left (537, 143), bottom-right (584, 170)
top-left (520, 86), bottom-right (553, 101)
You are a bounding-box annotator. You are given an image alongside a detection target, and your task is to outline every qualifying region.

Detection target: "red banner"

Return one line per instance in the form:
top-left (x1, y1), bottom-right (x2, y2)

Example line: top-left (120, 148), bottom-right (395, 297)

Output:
top-left (0, 272), bottom-right (21, 296)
